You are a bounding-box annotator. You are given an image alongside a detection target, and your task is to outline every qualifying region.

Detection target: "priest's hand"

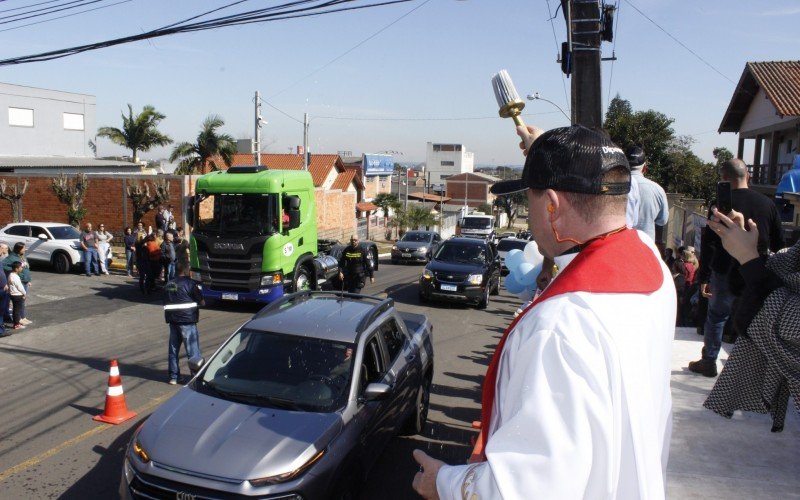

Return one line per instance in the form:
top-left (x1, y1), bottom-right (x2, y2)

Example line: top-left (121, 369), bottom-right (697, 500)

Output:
top-left (537, 257), bottom-right (555, 289)
top-left (412, 449), bottom-right (444, 500)
top-left (517, 125), bottom-right (544, 156)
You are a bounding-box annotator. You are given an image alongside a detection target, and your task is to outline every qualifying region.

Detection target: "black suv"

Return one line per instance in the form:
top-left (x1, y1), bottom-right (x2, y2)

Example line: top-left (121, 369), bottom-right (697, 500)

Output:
top-left (418, 237), bottom-right (500, 309)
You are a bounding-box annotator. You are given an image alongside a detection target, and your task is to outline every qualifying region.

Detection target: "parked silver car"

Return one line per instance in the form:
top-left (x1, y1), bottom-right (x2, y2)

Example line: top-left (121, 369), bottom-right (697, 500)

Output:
top-left (121, 291), bottom-right (434, 499)
top-left (391, 230), bottom-right (442, 264)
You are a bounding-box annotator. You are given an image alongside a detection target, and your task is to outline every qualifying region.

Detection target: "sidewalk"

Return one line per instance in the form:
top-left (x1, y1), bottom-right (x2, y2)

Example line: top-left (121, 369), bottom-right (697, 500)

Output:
top-left (667, 327), bottom-right (800, 499)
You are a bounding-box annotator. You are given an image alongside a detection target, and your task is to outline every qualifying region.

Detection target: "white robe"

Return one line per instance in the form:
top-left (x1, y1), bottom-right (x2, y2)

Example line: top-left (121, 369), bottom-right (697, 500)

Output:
top-left (437, 232), bottom-right (675, 499)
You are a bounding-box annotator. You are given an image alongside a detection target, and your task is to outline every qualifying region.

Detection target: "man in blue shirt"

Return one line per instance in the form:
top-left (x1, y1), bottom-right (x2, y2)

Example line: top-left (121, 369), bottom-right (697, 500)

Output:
top-left (164, 263), bottom-right (205, 384)
top-left (626, 146), bottom-right (669, 241)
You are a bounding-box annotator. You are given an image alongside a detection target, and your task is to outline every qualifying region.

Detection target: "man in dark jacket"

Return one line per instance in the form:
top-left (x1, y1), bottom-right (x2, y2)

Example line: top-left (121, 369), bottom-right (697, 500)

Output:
top-left (338, 235), bottom-right (374, 293)
top-left (164, 263), bottom-right (205, 385)
top-left (689, 159), bottom-right (783, 377)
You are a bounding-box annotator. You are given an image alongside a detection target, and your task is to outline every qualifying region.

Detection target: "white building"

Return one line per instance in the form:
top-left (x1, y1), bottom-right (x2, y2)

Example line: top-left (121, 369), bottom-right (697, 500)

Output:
top-left (425, 143), bottom-right (474, 184)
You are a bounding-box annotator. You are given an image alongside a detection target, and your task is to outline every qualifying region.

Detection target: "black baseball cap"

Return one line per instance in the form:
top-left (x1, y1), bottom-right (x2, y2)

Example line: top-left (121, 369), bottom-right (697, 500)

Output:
top-left (490, 125), bottom-right (631, 196)
top-left (626, 146), bottom-right (646, 168)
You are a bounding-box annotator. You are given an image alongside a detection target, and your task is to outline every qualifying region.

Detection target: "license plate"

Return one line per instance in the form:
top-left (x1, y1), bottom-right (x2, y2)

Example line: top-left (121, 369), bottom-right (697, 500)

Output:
top-left (222, 293), bottom-right (239, 300)
top-left (402, 253), bottom-right (412, 257)
top-left (440, 284), bottom-right (457, 292)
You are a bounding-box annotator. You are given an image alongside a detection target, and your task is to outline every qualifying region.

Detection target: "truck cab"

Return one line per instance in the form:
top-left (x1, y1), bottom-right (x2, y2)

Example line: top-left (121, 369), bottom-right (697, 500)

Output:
top-left (459, 212), bottom-right (495, 241)
top-left (189, 166), bottom-right (326, 303)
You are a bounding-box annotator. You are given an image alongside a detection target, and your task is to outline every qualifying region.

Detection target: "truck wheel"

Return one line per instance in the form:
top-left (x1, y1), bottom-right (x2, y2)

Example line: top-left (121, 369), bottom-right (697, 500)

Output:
top-left (52, 252), bottom-right (71, 274)
top-left (401, 378), bottom-right (430, 436)
top-left (292, 265), bottom-right (314, 292)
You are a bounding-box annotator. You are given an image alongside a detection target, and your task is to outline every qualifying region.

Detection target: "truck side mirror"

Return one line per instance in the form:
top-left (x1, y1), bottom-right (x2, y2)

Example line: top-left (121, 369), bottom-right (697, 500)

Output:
top-left (285, 196), bottom-right (301, 230)
top-left (186, 206), bottom-right (195, 225)
top-left (288, 211), bottom-right (301, 230)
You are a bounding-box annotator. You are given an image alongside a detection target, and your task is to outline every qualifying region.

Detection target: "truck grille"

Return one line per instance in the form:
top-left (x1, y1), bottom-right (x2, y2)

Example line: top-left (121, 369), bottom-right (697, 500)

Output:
top-left (194, 237), bottom-right (266, 292)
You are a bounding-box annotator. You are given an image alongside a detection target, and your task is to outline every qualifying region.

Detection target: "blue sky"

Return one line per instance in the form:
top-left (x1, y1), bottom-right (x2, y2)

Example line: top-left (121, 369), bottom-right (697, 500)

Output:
top-left (1, 0), bottom-right (799, 165)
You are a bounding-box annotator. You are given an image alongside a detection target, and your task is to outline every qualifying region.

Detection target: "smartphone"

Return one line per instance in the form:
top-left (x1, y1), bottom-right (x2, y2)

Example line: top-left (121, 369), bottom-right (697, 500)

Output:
top-left (716, 181), bottom-right (732, 214)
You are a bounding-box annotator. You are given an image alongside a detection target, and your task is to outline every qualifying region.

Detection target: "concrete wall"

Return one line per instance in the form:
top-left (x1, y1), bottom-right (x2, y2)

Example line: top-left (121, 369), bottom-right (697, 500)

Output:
top-left (425, 143), bottom-right (475, 183)
top-left (0, 82), bottom-right (96, 157)
top-left (314, 187), bottom-right (357, 242)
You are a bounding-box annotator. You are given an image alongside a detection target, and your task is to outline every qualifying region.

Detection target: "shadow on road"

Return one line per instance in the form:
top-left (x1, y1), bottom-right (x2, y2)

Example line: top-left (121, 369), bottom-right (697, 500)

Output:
top-left (58, 416), bottom-right (144, 500)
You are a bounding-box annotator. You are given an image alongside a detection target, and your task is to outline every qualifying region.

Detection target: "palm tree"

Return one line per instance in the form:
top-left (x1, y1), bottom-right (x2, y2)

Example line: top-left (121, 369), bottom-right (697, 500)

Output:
top-left (170, 115), bottom-right (237, 175)
top-left (96, 104), bottom-right (172, 163)
top-left (402, 205), bottom-right (437, 230)
top-left (374, 193), bottom-right (401, 218)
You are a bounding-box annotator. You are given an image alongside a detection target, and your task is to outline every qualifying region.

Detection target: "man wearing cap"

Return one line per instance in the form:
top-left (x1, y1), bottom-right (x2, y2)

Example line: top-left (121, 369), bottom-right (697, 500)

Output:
top-left (338, 235), bottom-right (374, 294)
top-left (164, 262), bottom-right (204, 385)
top-left (412, 126), bottom-right (675, 499)
top-left (626, 146), bottom-right (669, 242)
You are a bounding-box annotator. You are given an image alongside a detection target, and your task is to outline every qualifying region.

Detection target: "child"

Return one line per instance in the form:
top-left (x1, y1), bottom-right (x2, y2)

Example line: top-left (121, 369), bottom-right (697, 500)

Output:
top-left (9, 261), bottom-right (26, 329)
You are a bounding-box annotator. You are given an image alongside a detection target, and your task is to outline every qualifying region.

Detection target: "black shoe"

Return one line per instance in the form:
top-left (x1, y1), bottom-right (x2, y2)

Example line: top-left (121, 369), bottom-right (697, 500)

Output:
top-left (688, 359), bottom-right (718, 377)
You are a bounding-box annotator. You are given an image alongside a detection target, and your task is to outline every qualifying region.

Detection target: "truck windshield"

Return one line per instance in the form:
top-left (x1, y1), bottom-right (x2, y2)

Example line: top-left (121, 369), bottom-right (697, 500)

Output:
top-left (195, 193), bottom-right (278, 236)
top-left (198, 329), bottom-right (354, 412)
top-left (462, 217), bottom-right (492, 229)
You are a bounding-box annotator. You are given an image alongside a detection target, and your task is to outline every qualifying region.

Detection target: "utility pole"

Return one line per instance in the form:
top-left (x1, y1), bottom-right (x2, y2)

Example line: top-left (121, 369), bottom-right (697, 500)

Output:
top-left (303, 113), bottom-right (309, 171)
top-left (561, 0), bottom-right (612, 128)
top-left (254, 91), bottom-right (262, 166)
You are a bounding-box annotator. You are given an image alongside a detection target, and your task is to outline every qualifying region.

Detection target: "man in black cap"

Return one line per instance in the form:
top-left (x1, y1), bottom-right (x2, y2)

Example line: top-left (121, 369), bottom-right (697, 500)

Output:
top-left (626, 146), bottom-right (669, 242)
top-left (412, 125), bottom-right (675, 500)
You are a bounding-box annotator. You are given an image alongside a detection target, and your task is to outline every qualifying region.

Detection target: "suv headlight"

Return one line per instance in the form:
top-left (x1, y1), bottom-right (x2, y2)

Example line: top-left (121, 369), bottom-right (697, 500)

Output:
top-left (249, 448), bottom-right (325, 487)
top-left (422, 268), bottom-right (433, 280)
top-left (132, 439), bottom-right (150, 464)
top-left (392, 245), bottom-right (398, 250)
top-left (260, 272), bottom-right (282, 286)
top-left (467, 273), bottom-right (483, 285)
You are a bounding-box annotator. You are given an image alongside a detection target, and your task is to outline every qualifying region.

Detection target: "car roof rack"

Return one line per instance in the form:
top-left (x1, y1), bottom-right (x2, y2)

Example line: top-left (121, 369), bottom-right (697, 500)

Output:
top-left (253, 291), bottom-right (394, 333)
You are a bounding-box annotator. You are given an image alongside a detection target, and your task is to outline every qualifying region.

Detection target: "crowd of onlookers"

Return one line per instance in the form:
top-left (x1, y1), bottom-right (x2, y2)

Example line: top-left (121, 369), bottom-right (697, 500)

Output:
top-left (0, 241), bottom-right (33, 334)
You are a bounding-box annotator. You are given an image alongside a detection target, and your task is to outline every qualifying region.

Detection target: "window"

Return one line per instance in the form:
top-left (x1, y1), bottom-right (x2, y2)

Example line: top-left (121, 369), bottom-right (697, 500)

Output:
top-left (5, 225), bottom-right (30, 237)
top-left (380, 320), bottom-right (406, 361)
top-left (30, 226), bottom-right (48, 239)
top-left (8, 107), bottom-right (33, 127)
top-left (360, 336), bottom-right (385, 394)
top-left (63, 113), bottom-right (84, 131)
top-left (440, 161), bottom-right (455, 166)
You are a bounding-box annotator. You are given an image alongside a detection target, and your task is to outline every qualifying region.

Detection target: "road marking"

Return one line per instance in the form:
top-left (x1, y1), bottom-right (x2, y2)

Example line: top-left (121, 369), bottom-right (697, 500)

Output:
top-left (0, 393), bottom-right (171, 483)
top-left (34, 294), bottom-right (66, 301)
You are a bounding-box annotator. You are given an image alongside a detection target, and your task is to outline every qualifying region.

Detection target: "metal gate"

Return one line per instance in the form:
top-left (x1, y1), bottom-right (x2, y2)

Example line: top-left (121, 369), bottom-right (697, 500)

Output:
top-left (356, 218), bottom-right (368, 240)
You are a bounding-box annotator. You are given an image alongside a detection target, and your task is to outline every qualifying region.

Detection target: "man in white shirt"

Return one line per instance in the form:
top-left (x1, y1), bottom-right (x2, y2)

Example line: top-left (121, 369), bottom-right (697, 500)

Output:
top-left (412, 125), bottom-right (675, 500)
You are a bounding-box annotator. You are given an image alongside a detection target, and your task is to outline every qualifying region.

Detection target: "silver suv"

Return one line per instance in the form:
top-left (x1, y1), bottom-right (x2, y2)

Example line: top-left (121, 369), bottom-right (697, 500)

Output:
top-left (0, 222), bottom-right (83, 273)
top-left (121, 291), bottom-right (434, 499)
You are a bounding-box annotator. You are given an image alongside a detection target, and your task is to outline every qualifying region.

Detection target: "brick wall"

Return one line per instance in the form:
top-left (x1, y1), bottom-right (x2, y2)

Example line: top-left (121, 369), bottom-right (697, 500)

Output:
top-left (0, 173), bottom-right (356, 243)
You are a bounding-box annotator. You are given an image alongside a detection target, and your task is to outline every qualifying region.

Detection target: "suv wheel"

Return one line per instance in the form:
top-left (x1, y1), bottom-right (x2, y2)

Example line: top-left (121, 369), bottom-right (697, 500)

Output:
top-left (490, 275), bottom-right (500, 295)
top-left (401, 378), bottom-right (430, 435)
top-left (52, 252), bottom-right (71, 274)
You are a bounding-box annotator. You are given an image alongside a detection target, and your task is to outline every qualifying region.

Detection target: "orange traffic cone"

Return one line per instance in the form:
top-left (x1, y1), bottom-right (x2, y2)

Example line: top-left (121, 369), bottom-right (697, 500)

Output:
top-left (93, 359), bottom-right (137, 425)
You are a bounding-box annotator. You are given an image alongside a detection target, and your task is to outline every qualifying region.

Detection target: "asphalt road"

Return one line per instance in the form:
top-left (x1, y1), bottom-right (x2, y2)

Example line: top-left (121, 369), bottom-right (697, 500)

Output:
top-left (0, 260), bottom-right (517, 499)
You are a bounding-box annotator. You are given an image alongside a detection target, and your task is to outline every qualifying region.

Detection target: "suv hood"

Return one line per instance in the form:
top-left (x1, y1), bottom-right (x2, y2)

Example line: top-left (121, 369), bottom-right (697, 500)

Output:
top-left (427, 259), bottom-right (485, 274)
top-left (396, 241), bottom-right (430, 251)
top-left (138, 388), bottom-right (342, 481)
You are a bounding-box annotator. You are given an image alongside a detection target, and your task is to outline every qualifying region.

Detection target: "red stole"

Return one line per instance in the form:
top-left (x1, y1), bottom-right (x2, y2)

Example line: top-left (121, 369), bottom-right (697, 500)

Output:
top-left (470, 229), bottom-right (663, 462)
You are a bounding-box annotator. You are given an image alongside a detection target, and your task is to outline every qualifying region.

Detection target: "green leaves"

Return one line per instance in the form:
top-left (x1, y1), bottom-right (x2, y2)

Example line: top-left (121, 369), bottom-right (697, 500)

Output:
top-left (373, 193), bottom-right (401, 218)
top-left (169, 115), bottom-right (236, 175)
top-left (97, 104), bottom-right (172, 163)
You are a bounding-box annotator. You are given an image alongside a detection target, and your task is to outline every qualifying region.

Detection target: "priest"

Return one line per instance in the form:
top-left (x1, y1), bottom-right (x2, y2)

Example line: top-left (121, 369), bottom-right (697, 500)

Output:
top-left (412, 125), bottom-right (676, 499)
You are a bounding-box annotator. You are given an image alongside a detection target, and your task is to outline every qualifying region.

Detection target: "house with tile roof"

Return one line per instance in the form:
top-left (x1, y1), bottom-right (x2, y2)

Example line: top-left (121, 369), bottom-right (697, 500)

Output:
top-left (719, 61), bottom-right (800, 190)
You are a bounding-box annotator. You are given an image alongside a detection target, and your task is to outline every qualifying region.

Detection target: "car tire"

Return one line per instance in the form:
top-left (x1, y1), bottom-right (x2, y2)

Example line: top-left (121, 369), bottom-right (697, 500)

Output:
top-left (490, 275), bottom-right (500, 295)
top-left (418, 288), bottom-right (429, 303)
top-left (391, 258), bottom-right (398, 265)
top-left (401, 377), bottom-right (431, 436)
top-left (292, 264), bottom-right (314, 292)
top-left (52, 252), bottom-right (71, 274)
top-left (476, 284), bottom-right (490, 309)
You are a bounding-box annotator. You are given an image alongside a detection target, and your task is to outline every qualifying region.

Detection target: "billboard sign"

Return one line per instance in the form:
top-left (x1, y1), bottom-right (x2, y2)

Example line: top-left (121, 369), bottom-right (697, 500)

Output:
top-left (363, 154), bottom-right (394, 176)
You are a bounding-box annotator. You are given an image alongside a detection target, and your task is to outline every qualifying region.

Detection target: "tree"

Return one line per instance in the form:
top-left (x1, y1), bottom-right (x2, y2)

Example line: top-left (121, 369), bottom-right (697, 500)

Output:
top-left (395, 205), bottom-right (437, 232)
top-left (170, 115), bottom-right (237, 175)
top-left (0, 178), bottom-right (28, 222)
top-left (373, 193), bottom-right (401, 218)
top-left (603, 95), bottom-right (675, 188)
top-left (51, 173), bottom-right (88, 227)
top-left (493, 191), bottom-right (527, 228)
top-left (713, 147), bottom-right (734, 166)
top-left (97, 104), bottom-right (173, 164)
top-left (127, 178), bottom-right (170, 225)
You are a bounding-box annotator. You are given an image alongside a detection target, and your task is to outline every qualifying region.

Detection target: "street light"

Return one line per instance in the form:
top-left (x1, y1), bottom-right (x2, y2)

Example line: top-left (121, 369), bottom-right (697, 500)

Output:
top-left (526, 92), bottom-right (571, 123)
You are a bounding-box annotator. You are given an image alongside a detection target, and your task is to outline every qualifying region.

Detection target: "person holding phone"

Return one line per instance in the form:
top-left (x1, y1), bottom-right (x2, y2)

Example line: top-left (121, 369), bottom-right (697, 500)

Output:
top-left (689, 159), bottom-right (784, 377)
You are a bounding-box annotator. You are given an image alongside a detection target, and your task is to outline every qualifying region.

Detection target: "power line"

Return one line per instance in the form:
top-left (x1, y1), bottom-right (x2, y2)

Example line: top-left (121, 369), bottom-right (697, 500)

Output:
top-left (313, 111), bottom-right (563, 121)
top-left (606, 0), bottom-right (620, 108)
top-left (623, 0), bottom-right (737, 86)
top-left (0, 0), bottom-right (108, 25)
top-left (0, 0), bottom-right (65, 15)
top-left (0, 0), bottom-right (132, 33)
top-left (267, 0), bottom-right (432, 99)
top-left (545, 0), bottom-right (570, 115)
top-left (0, 0), bottom-right (414, 66)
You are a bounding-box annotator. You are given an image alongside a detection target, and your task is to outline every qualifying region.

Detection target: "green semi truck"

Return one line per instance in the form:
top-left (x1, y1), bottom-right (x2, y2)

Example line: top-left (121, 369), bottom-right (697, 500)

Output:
top-left (187, 165), bottom-right (378, 303)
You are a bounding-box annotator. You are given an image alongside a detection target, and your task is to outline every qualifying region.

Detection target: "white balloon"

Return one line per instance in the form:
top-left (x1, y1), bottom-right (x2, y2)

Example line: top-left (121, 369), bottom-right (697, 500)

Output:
top-left (523, 240), bottom-right (544, 266)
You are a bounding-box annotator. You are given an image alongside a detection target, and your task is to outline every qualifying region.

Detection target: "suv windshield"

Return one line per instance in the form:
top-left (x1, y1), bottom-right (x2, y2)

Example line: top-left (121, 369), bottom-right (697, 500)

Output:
top-left (497, 239), bottom-right (528, 252)
top-left (195, 193), bottom-right (278, 236)
top-left (434, 243), bottom-right (487, 264)
top-left (462, 217), bottom-right (492, 229)
top-left (48, 226), bottom-right (81, 240)
top-left (402, 232), bottom-right (431, 243)
top-left (198, 329), bottom-right (354, 412)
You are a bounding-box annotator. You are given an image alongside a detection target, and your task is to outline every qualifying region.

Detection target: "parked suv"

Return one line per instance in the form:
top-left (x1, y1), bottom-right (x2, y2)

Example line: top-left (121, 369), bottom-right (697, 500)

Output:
top-left (391, 230), bottom-right (442, 264)
top-left (418, 237), bottom-right (500, 309)
top-left (0, 222), bottom-right (83, 273)
top-left (121, 291), bottom-right (434, 500)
